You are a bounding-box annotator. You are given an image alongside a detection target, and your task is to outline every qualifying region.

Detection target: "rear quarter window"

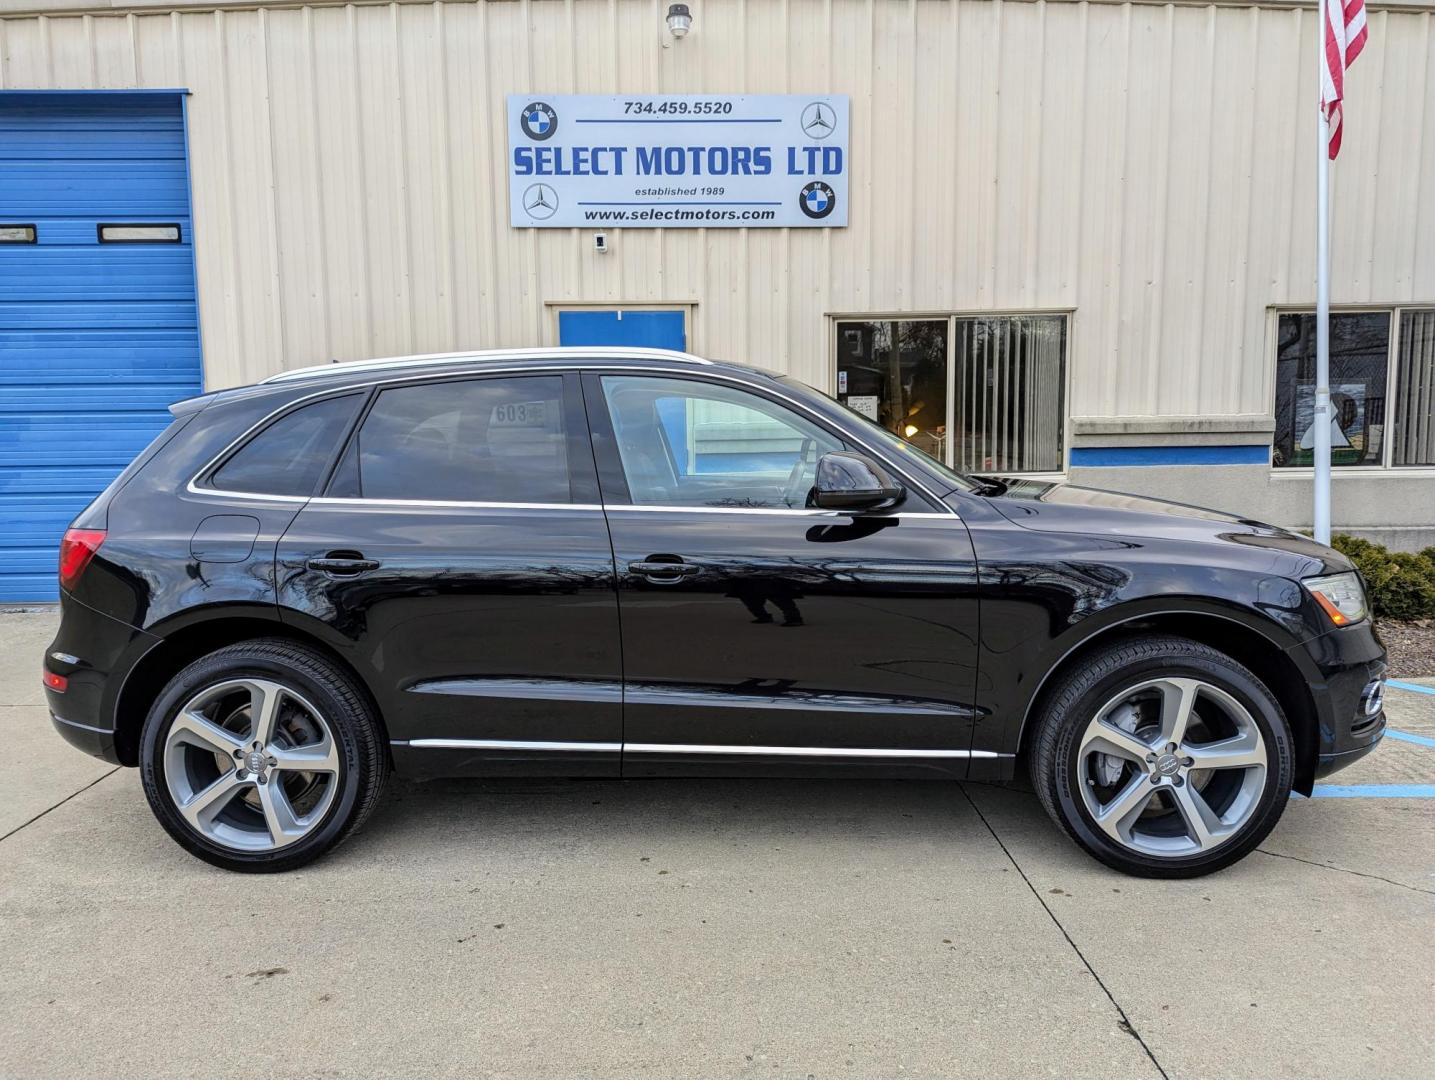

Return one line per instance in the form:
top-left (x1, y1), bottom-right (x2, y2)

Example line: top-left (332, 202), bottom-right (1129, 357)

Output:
top-left (208, 394), bottom-right (361, 497)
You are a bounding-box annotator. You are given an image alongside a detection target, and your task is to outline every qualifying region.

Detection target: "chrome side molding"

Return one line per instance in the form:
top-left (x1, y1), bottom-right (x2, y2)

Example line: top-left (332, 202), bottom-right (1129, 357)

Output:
top-left (396, 738), bottom-right (1009, 759)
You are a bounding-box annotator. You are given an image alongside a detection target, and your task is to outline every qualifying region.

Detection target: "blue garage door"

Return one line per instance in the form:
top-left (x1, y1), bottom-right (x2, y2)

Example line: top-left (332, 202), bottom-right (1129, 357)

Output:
top-left (0, 91), bottom-right (201, 602)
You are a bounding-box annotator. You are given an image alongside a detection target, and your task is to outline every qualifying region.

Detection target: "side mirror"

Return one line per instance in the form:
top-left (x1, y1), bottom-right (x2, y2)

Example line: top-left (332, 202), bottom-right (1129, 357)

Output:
top-left (812, 451), bottom-right (904, 511)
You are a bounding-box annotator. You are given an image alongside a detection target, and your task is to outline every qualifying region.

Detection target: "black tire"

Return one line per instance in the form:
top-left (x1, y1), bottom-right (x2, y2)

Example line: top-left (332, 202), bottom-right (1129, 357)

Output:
top-left (140, 639), bottom-right (387, 872)
top-left (1029, 635), bottom-right (1293, 879)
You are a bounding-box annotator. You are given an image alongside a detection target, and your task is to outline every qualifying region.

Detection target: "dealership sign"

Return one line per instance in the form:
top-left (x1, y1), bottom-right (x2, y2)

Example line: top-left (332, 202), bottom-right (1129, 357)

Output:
top-left (507, 94), bottom-right (849, 229)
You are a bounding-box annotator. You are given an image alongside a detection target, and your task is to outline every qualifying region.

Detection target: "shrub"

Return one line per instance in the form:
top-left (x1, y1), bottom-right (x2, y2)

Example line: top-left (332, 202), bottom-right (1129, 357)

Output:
top-left (1330, 534), bottom-right (1435, 622)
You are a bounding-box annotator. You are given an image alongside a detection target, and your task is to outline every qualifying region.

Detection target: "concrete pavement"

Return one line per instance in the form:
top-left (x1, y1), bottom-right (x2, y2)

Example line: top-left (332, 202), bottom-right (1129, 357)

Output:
top-left (2, 609), bottom-right (1432, 1078)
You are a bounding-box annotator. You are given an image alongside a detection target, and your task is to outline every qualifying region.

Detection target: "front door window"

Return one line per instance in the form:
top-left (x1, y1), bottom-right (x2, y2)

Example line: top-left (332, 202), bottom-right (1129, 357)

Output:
top-left (600, 375), bottom-right (843, 509)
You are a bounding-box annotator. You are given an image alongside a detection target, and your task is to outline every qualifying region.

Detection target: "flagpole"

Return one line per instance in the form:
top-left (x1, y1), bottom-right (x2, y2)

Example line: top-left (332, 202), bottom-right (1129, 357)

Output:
top-left (1313, 21), bottom-right (1333, 545)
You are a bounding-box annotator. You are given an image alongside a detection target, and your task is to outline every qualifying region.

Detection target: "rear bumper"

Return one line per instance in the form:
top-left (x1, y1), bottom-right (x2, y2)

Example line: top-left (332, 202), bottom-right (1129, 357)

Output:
top-left (50, 713), bottom-right (122, 765)
top-left (43, 591), bottom-right (158, 764)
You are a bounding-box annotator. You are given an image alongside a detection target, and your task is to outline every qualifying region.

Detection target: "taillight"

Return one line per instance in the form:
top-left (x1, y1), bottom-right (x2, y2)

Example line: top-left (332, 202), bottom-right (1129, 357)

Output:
top-left (43, 670), bottom-right (68, 693)
top-left (58, 528), bottom-right (106, 590)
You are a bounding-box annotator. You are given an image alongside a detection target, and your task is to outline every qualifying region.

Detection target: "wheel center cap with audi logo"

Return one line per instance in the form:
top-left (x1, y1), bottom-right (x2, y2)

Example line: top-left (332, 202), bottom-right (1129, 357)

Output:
top-left (1155, 753), bottom-right (1182, 777)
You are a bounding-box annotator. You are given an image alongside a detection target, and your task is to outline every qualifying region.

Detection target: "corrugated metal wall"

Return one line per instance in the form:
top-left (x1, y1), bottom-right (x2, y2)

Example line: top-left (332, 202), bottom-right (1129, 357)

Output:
top-left (1, 0), bottom-right (1432, 425)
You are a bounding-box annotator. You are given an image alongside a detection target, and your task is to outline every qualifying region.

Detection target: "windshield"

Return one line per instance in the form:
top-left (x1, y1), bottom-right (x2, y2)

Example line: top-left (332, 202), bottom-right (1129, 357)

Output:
top-left (777, 375), bottom-right (979, 493)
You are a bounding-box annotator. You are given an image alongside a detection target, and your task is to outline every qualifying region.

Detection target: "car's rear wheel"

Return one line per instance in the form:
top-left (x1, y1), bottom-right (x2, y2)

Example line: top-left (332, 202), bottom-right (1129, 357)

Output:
top-left (1030, 635), bottom-right (1294, 878)
top-left (140, 639), bottom-right (386, 872)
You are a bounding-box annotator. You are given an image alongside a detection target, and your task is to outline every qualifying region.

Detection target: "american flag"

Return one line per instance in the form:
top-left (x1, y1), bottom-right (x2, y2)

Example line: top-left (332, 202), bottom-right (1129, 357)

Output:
top-left (1321, 0), bottom-right (1368, 159)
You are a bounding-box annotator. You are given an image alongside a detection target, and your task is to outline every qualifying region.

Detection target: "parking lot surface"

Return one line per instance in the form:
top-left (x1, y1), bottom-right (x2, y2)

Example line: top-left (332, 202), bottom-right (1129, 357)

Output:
top-left (2, 609), bottom-right (1432, 1078)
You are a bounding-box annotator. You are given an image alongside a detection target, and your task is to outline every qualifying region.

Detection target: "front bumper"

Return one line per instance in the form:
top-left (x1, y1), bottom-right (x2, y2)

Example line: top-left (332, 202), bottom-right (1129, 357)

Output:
top-left (1288, 618), bottom-right (1387, 783)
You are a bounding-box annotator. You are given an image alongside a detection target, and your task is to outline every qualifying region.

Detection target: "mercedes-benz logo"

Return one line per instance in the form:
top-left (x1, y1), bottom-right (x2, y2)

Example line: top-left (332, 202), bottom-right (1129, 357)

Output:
top-left (523, 183), bottom-right (559, 220)
top-left (800, 102), bottom-right (836, 141)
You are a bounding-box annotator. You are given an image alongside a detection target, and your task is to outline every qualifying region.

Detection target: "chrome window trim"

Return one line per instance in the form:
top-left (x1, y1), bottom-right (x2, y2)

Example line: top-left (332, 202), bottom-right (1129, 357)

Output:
top-left (606, 506), bottom-right (953, 519)
top-left (311, 497), bottom-right (605, 512)
top-left (188, 362), bottom-right (959, 514)
top-left (185, 483), bottom-right (309, 504)
top-left (303, 497), bottom-right (948, 519)
top-left (396, 738), bottom-right (1007, 760)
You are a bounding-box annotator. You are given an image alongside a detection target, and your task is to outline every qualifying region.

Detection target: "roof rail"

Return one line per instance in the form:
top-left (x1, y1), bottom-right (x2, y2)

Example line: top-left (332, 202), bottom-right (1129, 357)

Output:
top-left (262, 346), bottom-right (711, 384)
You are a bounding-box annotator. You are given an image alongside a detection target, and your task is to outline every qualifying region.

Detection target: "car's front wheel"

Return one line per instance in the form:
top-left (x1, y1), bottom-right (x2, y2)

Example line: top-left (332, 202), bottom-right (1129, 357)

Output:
top-left (1030, 635), bottom-right (1294, 878)
top-left (140, 639), bottom-right (386, 872)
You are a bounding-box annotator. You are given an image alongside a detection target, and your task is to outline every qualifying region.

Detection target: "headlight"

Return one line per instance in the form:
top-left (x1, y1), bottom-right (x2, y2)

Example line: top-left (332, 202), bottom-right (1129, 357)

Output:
top-left (1303, 571), bottom-right (1369, 627)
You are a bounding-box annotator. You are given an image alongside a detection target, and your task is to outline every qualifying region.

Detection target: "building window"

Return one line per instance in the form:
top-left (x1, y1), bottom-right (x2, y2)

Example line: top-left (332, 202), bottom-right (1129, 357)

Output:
top-left (1272, 307), bottom-right (1435, 469)
top-left (954, 315), bottom-right (1066, 473)
top-left (834, 313), bottom-right (1067, 474)
top-left (834, 320), bottom-right (949, 461)
top-left (97, 223), bottom-right (181, 243)
top-left (1394, 310), bottom-right (1435, 467)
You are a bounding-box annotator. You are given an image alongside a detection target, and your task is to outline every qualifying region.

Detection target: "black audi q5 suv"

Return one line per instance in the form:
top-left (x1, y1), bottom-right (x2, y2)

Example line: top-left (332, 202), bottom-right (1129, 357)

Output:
top-left (44, 348), bottom-right (1387, 875)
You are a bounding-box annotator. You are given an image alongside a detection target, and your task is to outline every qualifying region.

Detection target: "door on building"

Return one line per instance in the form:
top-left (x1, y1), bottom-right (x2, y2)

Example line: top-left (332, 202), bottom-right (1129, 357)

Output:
top-left (557, 308), bottom-right (687, 352)
top-left (0, 92), bottom-right (202, 602)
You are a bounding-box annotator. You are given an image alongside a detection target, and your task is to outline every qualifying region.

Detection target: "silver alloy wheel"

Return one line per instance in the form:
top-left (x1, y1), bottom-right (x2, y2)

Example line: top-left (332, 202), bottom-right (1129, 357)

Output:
top-left (163, 678), bottom-right (341, 852)
top-left (1076, 677), bottom-right (1268, 858)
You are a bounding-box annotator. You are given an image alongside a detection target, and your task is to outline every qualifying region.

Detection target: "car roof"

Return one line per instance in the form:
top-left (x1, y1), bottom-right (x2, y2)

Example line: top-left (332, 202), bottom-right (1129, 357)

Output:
top-left (261, 346), bottom-right (747, 386)
top-left (172, 347), bottom-right (788, 417)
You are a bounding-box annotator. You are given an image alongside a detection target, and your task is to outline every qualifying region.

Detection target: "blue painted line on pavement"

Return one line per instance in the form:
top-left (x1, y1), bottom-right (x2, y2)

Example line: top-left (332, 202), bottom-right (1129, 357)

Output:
top-left (1305, 784), bottom-right (1435, 799)
top-left (1387, 679), bottom-right (1435, 697)
top-left (1386, 728), bottom-right (1435, 749)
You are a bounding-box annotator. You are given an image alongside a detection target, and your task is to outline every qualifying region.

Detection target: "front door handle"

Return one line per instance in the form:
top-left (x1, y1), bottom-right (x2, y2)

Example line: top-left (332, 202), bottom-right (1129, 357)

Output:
top-left (307, 553), bottom-right (380, 575)
top-left (628, 558), bottom-right (701, 582)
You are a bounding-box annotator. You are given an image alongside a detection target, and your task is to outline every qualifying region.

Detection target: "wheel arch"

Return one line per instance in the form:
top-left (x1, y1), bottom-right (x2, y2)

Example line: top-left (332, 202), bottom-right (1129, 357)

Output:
top-left (113, 608), bottom-right (387, 768)
top-left (1015, 607), bottom-right (1321, 796)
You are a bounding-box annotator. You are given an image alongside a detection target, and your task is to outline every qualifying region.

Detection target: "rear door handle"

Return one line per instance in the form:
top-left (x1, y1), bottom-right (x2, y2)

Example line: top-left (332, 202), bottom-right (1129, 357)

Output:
top-left (628, 559), bottom-right (701, 582)
top-left (307, 554), bottom-right (380, 575)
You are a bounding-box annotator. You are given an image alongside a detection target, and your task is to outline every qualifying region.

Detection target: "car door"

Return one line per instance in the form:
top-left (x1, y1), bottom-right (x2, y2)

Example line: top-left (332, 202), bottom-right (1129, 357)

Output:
top-left (584, 371), bottom-right (983, 778)
top-left (276, 370), bottom-right (622, 776)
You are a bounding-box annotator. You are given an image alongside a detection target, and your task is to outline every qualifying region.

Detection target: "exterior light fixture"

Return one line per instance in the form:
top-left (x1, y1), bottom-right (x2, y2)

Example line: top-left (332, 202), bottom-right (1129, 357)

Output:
top-left (666, 3), bottom-right (692, 38)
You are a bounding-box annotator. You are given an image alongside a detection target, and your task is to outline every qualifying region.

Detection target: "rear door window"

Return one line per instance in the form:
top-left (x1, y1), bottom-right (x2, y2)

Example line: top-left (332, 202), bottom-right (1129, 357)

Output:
top-left (334, 376), bottom-right (571, 503)
top-left (210, 394), bottom-right (361, 497)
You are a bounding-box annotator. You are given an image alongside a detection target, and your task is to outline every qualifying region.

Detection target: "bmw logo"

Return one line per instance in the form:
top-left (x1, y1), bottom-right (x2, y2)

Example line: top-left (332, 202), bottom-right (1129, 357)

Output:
top-left (799, 181), bottom-right (836, 220)
top-left (520, 101), bottom-right (558, 141)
